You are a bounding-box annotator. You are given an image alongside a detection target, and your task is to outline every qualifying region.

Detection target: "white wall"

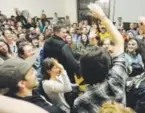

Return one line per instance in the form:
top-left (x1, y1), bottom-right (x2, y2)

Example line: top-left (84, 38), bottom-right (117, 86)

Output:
top-left (110, 0), bottom-right (145, 22)
top-left (0, 0), bottom-right (65, 17)
top-left (64, 0), bottom-right (77, 23)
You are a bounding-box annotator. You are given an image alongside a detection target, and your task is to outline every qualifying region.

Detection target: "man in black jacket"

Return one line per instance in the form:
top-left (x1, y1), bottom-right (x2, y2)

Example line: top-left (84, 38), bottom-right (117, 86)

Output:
top-left (43, 25), bottom-right (80, 82)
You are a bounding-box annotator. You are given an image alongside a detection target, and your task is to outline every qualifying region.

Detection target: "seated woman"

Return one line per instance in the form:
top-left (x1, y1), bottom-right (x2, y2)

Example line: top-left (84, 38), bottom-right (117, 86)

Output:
top-left (74, 34), bottom-right (91, 60)
top-left (0, 39), bottom-right (13, 65)
top-left (41, 58), bottom-right (72, 113)
top-left (125, 38), bottom-right (144, 76)
top-left (77, 34), bottom-right (90, 51)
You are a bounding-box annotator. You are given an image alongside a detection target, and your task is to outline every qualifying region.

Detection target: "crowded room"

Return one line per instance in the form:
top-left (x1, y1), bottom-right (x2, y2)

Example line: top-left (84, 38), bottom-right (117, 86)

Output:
top-left (0, 0), bottom-right (145, 113)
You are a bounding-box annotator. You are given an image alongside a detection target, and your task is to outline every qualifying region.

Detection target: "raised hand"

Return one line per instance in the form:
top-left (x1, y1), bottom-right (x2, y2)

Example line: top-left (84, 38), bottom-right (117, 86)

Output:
top-left (51, 58), bottom-right (64, 73)
top-left (88, 3), bottom-right (106, 19)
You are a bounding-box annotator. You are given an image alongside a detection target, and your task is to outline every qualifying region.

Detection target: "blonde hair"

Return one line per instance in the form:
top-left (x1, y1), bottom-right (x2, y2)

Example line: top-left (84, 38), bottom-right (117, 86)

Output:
top-left (98, 101), bottom-right (134, 113)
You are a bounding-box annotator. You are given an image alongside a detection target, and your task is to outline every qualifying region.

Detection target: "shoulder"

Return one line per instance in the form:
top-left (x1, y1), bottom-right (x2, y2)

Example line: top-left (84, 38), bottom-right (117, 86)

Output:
top-left (42, 80), bottom-right (54, 88)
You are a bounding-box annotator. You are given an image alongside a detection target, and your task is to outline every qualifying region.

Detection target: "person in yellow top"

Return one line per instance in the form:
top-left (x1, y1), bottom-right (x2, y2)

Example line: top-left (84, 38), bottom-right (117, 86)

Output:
top-left (99, 26), bottom-right (112, 41)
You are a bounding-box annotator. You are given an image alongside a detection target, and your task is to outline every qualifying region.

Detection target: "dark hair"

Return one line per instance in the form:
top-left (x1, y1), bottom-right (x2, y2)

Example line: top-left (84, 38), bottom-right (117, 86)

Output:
top-left (53, 25), bottom-right (66, 33)
top-left (16, 38), bottom-right (27, 48)
top-left (80, 34), bottom-right (89, 46)
top-left (18, 42), bottom-right (30, 58)
top-left (0, 39), bottom-right (12, 56)
top-left (99, 38), bottom-right (115, 46)
top-left (126, 38), bottom-right (140, 55)
top-left (41, 58), bottom-right (55, 80)
top-left (80, 47), bottom-right (112, 84)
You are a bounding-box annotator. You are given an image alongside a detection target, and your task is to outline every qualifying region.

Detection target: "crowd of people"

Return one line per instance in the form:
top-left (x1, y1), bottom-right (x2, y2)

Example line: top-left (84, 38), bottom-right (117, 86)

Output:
top-left (1, 3), bottom-right (145, 113)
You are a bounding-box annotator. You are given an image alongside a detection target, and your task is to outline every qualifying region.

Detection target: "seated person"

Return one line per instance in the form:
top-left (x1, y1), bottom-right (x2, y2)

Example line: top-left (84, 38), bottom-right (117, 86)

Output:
top-left (125, 38), bottom-right (144, 76)
top-left (41, 58), bottom-right (72, 113)
top-left (73, 3), bottom-right (128, 113)
top-left (0, 57), bottom-right (66, 113)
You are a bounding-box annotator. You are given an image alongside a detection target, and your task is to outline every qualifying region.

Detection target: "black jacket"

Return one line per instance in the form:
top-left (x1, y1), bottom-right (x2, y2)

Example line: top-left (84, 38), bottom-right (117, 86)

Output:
top-left (9, 91), bottom-right (66, 113)
top-left (43, 35), bottom-right (80, 82)
top-left (126, 73), bottom-right (145, 113)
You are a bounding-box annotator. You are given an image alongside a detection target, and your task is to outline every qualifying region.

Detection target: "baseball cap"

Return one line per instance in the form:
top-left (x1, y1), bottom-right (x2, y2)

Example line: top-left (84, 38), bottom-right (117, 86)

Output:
top-left (0, 57), bottom-right (33, 90)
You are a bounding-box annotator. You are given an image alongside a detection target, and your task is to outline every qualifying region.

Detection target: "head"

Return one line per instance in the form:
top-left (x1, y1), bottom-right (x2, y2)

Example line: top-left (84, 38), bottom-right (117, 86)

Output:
top-left (82, 27), bottom-right (88, 34)
top-left (117, 17), bottom-right (122, 22)
top-left (81, 34), bottom-right (88, 43)
top-left (0, 58), bottom-right (38, 95)
top-left (84, 20), bottom-right (88, 26)
top-left (44, 28), bottom-right (52, 37)
top-left (126, 38), bottom-right (139, 54)
top-left (19, 33), bottom-right (26, 39)
top-left (30, 27), bottom-right (35, 34)
top-left (127, 31), bottom-right (135, 39)
top-left (10, 20), bottom-right (15, 26)
top-left (98, 101), bottom-right (134, 113)
top-left (130, 23), bottom-right (135, 30)
top-left (17, 22), bottom-right (22, 27)
top-left (65, 34), bottom-right (72, 44)
top-left (101, 38), bottom-right (114, 53)
top-left (11, 33), bottom-right (18, 42)
top-left (38, 33), bottom-right (45, 41)
top-left (53, 25), bottom-right (67, 39)
top-left (72, 23), bottom-right (77, 29)
top-left (79, 21), bottom-right (83, 28)
top-left (138, 29), bottom-right (144, 35)
top-left (92, 23), bottom-right (97, 29)
top-left (76, 28), bottom-right (81, 35)
top-left (41, 58), bottom-right (61, 80)
top-left (100, 26), bottom-right (107, 34)
top-left (4, 30), bottom-right (12, 41)
top-left (27, 18), bottom-right (32, 24)
top-left (4, 24), bottom-right (10, 30)
top-left (80, 47), bottom-right (112, 84)
top-left (121, 29), bottom-right (127, 37)
top-left (54, 12), bottom-right (57, 16)
top-left (45, 21), bottom-right (50, 26)
top-left (89, 36), bottom-right (98, 46)
top-left (0, 39), bottom-right (11, 55)
top-left (31, 37), bottom-right (39, 48)
top-left (35, 28), bottom-right (40, 35)
top-left (15, 8), bottom-right (21, 16)
top-left (17, 26), bottom-right (22, 33)
top-left (18, 42), bottom-right (35, 59)
top-left (66, 16), bottom-right (69, 19)
top-left (41, 14), bottom-right (46, 20)
top-left (70, 27), bottom-right (76, 34)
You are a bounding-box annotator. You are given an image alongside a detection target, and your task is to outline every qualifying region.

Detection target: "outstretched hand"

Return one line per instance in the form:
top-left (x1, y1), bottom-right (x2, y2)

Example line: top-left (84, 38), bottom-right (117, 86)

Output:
top-left (88, 3), bottom-right (106, 20)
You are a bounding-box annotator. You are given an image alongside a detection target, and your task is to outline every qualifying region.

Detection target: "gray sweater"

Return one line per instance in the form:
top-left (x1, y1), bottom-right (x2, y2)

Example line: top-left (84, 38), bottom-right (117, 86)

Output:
top-left (42, 71), bottom-right (72, 113)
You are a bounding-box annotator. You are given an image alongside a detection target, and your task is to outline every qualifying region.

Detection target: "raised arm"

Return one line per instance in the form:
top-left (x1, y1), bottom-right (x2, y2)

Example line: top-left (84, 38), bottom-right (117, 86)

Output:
top-left (88, 3), bottom-right (124, 56)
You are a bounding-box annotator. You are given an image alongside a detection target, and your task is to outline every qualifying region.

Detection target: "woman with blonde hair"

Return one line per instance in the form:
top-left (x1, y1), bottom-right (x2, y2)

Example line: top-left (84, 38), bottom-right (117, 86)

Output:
top-left (99, 101), bottom-right (134, 113)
